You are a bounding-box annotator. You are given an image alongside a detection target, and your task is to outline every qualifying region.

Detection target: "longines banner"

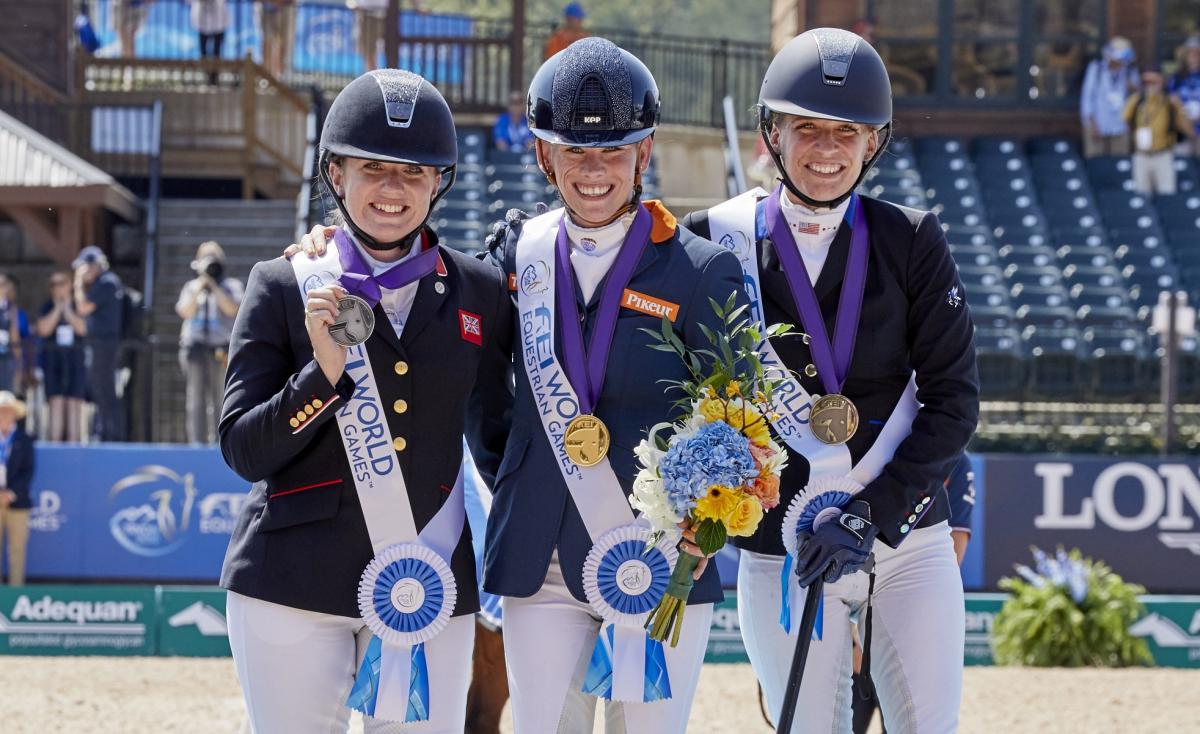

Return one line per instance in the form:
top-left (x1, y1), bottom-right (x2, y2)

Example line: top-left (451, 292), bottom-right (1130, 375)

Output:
top-left (982, 456), bottom-right (1200, 594)
top-left (26, 445), bottom-right (247, 581)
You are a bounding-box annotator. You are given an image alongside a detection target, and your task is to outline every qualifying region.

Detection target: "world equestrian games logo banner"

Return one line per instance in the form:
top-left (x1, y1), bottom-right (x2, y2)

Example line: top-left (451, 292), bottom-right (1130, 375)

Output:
top-left (24, 445), bottom-right (249, 582)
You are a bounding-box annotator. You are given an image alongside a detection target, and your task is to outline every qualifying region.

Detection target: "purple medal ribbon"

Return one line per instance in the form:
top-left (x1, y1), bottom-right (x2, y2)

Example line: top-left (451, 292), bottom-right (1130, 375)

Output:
top-left (554, 206), bottom-right (653, 414)
top-left (335, 228), bottom-right (440, 308)
top-left (763, 185), bottom-right (868, 396)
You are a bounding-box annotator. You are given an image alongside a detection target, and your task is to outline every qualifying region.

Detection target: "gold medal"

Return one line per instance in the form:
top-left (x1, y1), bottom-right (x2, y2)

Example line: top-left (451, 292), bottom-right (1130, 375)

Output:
top-left (810, 394), bottom-right (859, 445)
top-left (564, 414), bottom-right (610, 467)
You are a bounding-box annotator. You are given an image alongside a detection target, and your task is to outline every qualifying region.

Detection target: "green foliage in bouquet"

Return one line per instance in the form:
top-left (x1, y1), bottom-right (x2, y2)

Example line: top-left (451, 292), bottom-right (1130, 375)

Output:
top-left (992, 547), bottom-right (1152, 668)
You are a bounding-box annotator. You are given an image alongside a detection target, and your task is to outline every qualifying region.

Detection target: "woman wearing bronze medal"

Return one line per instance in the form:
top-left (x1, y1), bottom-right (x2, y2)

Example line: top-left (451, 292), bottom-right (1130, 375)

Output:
top-left (480, 38), bottom-right (746, 733)
top-left (217, 70), bottom-right (511, 732)
top-left (683, 29), bottom-right (979, 734)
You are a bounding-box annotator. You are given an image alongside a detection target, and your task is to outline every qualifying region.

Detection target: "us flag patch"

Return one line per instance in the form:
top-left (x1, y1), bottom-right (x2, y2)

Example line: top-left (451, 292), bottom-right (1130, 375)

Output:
top-left (795, 221), bottom-right (821, 235)
top-left (459, 309), bottom-right (483, 345)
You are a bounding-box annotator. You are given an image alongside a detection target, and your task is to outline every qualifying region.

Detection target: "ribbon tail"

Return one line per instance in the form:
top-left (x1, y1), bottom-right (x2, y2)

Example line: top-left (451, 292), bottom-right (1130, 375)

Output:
top-left (406, 642), bottom-right (431, 722)
top-left (643, 636), bottom-right (673, 702)
top-left (581, 624), bottom-right (616, 700)
top-left (780, 553), bottom-right (793, 634)
top-left (347, 635), bottom-right (384, 718)
top-left (813, 588), bottom-right (824, 642)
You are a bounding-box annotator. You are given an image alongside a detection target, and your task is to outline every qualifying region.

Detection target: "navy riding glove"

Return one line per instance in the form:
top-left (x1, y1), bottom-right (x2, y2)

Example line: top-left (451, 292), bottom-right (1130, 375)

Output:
top-left (793, 500), bottom-right (878, 588)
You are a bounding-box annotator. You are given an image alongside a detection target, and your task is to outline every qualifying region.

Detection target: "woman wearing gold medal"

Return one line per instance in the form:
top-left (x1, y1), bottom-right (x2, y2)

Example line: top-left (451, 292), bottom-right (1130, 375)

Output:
top-left (218, 69), bottom-right (511, 732)
top-left (482, 38), bottom-right (746, 732)
top-left (682, 29), bottom-right (979, 733)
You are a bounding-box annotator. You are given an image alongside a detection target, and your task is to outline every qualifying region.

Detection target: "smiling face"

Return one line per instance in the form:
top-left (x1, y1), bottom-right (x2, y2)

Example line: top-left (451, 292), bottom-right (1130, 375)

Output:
top-left (327, 156), bottom-right (441, 253)
top-left (536, 137), bottom-right (652, 227)
top-left (769, 114), bottom-right (879, 206)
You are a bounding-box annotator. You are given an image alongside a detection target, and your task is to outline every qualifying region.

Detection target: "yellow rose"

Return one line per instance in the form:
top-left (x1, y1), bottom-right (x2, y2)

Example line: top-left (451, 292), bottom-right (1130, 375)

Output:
top-left (724, 495), bottom-right (765, 537)
top-left (694, 484), bottom-right (739, 523)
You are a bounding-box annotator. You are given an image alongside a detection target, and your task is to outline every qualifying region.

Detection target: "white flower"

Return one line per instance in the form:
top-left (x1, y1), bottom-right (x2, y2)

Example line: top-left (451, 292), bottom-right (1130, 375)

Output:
top-left (761, 437), bottom-right (789, 474)
top-left (629, 468), bottom-right (683, 534)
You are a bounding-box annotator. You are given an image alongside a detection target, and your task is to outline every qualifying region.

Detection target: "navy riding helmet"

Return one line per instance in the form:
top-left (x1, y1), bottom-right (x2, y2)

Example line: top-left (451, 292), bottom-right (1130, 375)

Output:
top-left (758, 28), bottom-right (894, 209)
top-left (527, 37), bottom-right (660, 148)
top-left (319, 69), bottom-right (458, 250)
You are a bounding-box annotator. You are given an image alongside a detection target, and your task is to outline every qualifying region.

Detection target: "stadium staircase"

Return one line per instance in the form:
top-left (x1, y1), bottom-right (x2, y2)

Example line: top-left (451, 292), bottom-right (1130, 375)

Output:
top-left (147, 199), bottom-right (298, 442)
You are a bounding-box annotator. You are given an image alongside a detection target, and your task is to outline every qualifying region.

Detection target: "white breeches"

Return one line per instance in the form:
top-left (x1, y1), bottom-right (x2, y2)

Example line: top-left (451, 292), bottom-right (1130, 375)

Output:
top-left (502, 556), bottom-right (713, 734)
top-left (737, 521), bottom-right (964, 734)
top-left (227, 591), bottom-right (474, 734)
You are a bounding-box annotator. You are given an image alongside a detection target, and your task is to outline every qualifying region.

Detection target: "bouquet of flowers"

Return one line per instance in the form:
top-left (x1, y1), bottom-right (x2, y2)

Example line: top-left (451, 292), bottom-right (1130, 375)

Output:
top-left (631, 294), bottom-right (792, 646)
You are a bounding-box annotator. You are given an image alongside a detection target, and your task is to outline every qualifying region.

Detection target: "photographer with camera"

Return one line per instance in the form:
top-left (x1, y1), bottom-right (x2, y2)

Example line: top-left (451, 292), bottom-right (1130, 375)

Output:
top-left (175, 241), bottom-right (242, 444)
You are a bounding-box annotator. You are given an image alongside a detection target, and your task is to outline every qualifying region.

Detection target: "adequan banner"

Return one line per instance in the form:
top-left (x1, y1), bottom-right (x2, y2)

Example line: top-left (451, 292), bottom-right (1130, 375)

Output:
top-left (0, 585), bottom-right (155, 656)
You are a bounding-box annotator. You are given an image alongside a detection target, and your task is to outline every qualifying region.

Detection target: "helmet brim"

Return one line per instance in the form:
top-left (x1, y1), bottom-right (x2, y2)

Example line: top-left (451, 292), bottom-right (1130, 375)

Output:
top-left (760, 98), bottom-right (890, 127)
top-left (530, 127), bottom-right (655, 148)
top-left (323, 141), bottom-right (457, 169)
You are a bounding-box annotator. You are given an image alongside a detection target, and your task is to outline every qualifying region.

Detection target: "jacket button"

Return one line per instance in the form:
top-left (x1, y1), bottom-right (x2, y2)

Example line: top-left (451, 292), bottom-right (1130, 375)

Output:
top-left (304, 404), bottom-right (315, 415)
top-left (289, 418), bottom-right (300, 428)
top-left (393, 437), bottom-right (407, 452)
top-left (313, 398), bottom-right (323, 409)
top-left (295, 410), bottom-right (307, 423)
top-left (394, 361), bottom-right (409, 375)
top-left (393, 399), bottom-right (408, 414)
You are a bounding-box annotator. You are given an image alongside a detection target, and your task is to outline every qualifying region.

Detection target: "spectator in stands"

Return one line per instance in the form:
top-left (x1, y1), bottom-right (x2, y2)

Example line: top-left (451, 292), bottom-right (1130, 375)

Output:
top-left (492, 90), bottom-right (534, 152)
top-left (175, 241), bottom-right (243, 444)
top-left (1080, 36), bottom-right (1140, 158)
top-left (110, 0), bottom-right (152, 58)
top-left (1169, 35), bottom-right (1200, 156)
top-left (257, 0), bottom-right (296, 79)
top-left (543, 2), bottom-right (588, 59)
top-left (349, 0), bottom-right (387, 71)
top-left (37, 271), bottom-right (88, 443)
top-left (0, 275), bottom-right (22, 394)
top-left (0, 391), bottom-right (33, 586)
top-left (2, 276), bottom-right (32, 396)
top-left (75, 2), bottom-right (101, 55)
top-left (1124, 67), bottom-right (1193, 196)
top-left (190, 0), bottom-right (229, 84)
top-left (73, 246), bottom-right (125, 442)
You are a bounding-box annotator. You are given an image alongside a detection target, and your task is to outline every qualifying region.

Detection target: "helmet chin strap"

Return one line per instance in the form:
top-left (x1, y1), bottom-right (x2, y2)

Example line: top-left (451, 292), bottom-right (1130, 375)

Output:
top-left (319, 151), bottom-right (457, 252)
top-left (759, 122), bottom-right (893, 210)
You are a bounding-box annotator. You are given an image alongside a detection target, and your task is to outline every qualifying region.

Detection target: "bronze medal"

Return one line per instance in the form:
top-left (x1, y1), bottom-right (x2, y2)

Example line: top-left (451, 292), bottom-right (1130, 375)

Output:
top-left (810, 394), bottom-right (859, 445)
top-left (564, 414), bottom-right (610, 467)
top-left (329, 295), bottom-right (375, 347)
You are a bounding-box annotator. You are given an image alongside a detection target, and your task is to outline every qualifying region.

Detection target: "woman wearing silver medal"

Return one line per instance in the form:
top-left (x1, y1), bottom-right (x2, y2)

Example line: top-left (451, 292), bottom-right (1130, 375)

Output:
top-left (218, 69), bottom-right (511, 732)
top-left (682, 29), bottom-right (979, 734)
top-left (481, 38), bottom-right (746, 733)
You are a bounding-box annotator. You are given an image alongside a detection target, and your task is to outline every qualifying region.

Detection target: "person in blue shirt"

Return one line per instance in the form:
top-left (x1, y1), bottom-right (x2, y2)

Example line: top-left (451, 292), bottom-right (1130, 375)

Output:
top-left (491, 90), bottom-right (534, 152)
top-left (1169, 35), bottom-right (1200, 156)
top-left (1080, 36), bottom-right (1140, 158)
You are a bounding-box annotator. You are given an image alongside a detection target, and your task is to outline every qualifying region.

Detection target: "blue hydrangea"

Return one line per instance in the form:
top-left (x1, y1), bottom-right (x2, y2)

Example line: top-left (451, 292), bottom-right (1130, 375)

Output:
top-left (1014, 547), bottom-right (1089, 605)
top-left (659, 421), bottom-right (758, 515)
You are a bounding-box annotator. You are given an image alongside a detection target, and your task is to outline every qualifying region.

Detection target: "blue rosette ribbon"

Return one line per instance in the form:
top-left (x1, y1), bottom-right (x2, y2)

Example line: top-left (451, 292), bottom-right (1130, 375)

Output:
top-left (778, 476), bottom-right (864, 638)
top-left (348, 543), bottom-right (457, 723)
top-left (580, 524), bottom-right (678, 703)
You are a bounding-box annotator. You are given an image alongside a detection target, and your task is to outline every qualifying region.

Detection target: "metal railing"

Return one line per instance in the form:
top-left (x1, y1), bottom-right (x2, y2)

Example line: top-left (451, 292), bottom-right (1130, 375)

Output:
top-left (75, 54), bottom-right (310, 197)
top-left (76, 0), bottom-right (770, 128)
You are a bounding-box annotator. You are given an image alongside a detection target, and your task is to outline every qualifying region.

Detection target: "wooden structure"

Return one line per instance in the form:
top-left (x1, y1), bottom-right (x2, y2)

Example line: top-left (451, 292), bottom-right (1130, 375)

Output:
top-left (0, 109), bottom-right (138, 265)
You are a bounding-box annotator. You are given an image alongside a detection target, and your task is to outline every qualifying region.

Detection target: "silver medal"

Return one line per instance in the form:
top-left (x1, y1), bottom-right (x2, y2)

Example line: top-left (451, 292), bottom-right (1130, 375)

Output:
top-left (329, 295), bottom-right (375, 347)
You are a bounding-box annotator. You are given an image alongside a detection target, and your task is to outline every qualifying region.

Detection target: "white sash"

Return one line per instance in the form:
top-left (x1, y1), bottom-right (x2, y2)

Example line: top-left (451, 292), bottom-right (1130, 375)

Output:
top-left (291, 236), bottom-right (464, 722)
top-left (707, 189), bottom-right (920, 630)
top-left (514, 208), bottom-right (675, 703)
